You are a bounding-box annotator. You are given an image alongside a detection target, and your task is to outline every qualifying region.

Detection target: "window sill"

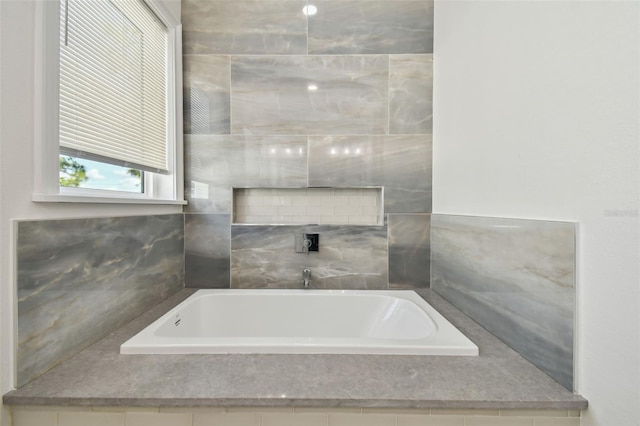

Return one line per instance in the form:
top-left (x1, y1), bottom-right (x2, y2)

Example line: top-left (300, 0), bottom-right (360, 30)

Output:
top-left (33, 193), bottom-right (188, 205)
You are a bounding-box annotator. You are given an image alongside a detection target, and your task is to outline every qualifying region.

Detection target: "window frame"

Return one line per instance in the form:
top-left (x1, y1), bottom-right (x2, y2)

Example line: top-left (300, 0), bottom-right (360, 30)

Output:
top-left (33, 0), bottom-right (186, 205)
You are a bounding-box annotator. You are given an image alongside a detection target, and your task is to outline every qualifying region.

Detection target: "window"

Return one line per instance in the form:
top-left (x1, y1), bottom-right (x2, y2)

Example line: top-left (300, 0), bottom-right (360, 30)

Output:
top-left (59, 155), bottom-right (143, 193)
top-left (33, 0), bottom-right (185, 204)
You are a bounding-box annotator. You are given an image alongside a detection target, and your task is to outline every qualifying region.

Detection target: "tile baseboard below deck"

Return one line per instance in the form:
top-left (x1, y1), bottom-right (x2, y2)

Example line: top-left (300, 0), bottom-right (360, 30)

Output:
top-left (10, 406), bottom-right (582, 426)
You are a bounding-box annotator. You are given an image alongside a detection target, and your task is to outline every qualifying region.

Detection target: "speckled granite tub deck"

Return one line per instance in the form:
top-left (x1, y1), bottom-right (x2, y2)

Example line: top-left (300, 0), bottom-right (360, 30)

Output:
top-left (3, 289), bottom-right (587, 410)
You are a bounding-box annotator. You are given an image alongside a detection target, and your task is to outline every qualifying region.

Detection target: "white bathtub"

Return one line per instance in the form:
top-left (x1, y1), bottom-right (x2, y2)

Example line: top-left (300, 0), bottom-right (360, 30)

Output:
top-left (120, 290), bottom-right (478, 356)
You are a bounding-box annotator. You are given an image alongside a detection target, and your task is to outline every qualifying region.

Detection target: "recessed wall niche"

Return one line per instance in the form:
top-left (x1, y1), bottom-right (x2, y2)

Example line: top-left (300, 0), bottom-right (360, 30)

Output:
top-left (233, 188), bottom-right (383, 226)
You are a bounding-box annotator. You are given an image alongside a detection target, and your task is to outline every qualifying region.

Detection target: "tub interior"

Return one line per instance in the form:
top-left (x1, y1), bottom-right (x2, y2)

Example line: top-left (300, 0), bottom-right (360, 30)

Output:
top-left (121, 290), bottom-right (479, 356)
top-left (156, 293), bottom-right (436, 340)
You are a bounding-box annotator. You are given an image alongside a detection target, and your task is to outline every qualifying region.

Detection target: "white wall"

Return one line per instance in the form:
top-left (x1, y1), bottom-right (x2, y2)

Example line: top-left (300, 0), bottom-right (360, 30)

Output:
top-left (0, 1), bottom-right (182, 424)
top-left (433, 1), bottom-right (639, 426)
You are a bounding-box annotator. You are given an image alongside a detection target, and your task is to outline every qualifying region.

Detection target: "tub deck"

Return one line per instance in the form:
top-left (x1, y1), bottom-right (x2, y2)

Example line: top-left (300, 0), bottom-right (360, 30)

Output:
top-left (3, 289), bottom-right (587, 410)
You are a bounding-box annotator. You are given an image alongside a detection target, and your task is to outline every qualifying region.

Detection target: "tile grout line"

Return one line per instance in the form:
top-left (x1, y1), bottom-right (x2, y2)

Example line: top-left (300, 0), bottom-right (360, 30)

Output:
top-left (228, 54), bottom-right (232, 136)
top-left (306, 0), bottom-right (309, 56)
top-left (387, 54), bottom-right (391, 136)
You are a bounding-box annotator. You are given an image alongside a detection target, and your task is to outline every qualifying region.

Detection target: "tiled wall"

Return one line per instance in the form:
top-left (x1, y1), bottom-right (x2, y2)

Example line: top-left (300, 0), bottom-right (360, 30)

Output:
top-left (430, 214), bottom-right (576, 391)
top-left (15, 215), bottom-right (184, 387)
top-left (10, 406), bottom-right (582, 426)
top-left (182, 0), bottom-right (434, 289)
top-left (232, 223), bottom-right (388, 288)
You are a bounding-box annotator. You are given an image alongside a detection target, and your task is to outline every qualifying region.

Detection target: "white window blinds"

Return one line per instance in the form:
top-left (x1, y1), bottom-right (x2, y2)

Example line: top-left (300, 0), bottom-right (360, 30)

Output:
top-left (59, 0), bottom-right (169, 173)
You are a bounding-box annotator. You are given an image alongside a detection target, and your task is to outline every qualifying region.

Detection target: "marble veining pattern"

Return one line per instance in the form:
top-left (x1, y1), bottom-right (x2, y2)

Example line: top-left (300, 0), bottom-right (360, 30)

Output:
top-left (430, 214), bottom-right (575, 390)
top-left (230, 56), bottom-right (389, 135)
top-left (308, 135), bottom-right (432, 213)
top-left (183, 55), bottom-right (230, 134)
top-left (182, 0), bottom-right (307, 55)
top-left (390, 55), bottom-right (433, 134)
top-left (185, 214), bottom-right (231, 288)
top-left (185, 135), bottom-right (308, 213)
top-left (231, 224), bottom-right (388, 289)
top-left (16, 215), bottom-right (184, 387)
top-left (308, 1), bottom-right (434, 54)
top-left (180, 0), bottom-right (435, 290)
top-left (388, 214), bottom-right (431, 289)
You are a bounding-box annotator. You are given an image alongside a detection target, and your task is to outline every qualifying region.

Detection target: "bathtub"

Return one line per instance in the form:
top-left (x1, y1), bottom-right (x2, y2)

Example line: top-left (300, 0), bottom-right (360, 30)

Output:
top-left (120, 290), bottom-right (478, 356)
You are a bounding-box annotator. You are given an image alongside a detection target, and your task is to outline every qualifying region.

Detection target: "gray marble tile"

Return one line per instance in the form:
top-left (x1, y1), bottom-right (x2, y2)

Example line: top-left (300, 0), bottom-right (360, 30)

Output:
top-left (389, 55), bottom-right (433, 134)
top-left (308, 135), bottom-right (432, 213)
top-left (308, 1), bottom-right (434, 54)
top-left (388, 214), bottom-right (430, 289)
top-left (430, 214), bottom-right (575, 390)
top-left (185, 214), bottom-right (231, 288)
top-left (183, 55), bottom-right (230, 134)
top-left (16, 214), bottom-right (184, 387)
top-left (231, 56), bottom-right (389, 135)
top-left (184, 135), bottom-right (308, 213)
top-left (231, 224), bottom-right (388, 289)
top-left (182, 0), bottom-right (307, 54)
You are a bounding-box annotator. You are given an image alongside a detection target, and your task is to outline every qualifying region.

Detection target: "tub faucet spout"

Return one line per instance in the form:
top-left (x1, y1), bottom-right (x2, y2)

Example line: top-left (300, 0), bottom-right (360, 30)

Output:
top-left (303, 268), bottom-right (311, 289)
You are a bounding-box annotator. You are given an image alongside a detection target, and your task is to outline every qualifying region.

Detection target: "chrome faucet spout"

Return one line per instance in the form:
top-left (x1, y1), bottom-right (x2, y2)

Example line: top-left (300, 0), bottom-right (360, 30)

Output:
top-left (303, 268), bottom-right (311, 289)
